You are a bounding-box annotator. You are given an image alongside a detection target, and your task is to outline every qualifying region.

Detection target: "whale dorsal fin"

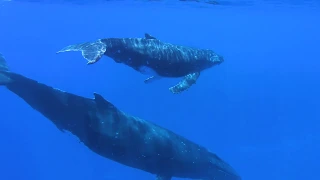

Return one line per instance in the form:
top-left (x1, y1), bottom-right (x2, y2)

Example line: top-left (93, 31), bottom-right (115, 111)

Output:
top-left (145, 33), bottom-right (157, 40)
top-left (156, 175), bottom-right (171, 180)
top-left (169, 72), bottom-right (200, 94)
top-left (93, 92), bottom-right (115, 111)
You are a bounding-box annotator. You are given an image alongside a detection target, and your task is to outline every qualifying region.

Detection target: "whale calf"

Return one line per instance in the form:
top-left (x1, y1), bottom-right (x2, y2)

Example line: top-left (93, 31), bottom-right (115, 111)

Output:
top-left (0, 53), bottom-right (240, 180)
top-left (57, 33), bottom-right (224, 94)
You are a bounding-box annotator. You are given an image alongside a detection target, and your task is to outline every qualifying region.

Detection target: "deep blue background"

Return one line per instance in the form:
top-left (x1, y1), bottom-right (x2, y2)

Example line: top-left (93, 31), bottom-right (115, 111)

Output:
top-left (0, 1), bottom-right (319, 180)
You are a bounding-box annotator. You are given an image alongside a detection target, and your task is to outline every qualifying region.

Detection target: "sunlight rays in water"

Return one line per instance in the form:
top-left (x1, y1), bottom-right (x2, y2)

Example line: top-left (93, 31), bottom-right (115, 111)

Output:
top-left (0, 0), bottom-right (11, 7)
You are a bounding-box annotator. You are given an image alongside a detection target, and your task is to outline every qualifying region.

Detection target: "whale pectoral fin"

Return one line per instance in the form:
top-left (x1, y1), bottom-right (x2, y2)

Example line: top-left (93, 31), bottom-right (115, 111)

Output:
top-left (169, 72), bottom-right (200, 94)
top-left (144, 76), bottom-right (162, 84)
top-left (156, 175), bottom-right (171, 180)
top-left (56, 39), bottom-right (107, 65)
top-left (145, 33), bottom-right (157, 39)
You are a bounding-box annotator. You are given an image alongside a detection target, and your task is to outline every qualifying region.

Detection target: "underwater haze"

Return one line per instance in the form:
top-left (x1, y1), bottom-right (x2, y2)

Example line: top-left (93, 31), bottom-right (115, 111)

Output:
top-left (0, 0), bottom-right (319, 180)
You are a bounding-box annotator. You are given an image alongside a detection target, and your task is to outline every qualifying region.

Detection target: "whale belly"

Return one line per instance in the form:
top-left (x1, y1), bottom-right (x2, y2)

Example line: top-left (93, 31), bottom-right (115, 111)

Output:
top-left (138, 65), bottom-right (159, 76)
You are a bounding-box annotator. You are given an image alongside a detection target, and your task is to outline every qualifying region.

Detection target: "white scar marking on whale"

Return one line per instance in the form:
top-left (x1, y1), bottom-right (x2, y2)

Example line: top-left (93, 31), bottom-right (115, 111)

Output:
top-left (138, 65), bottom-right (159, 76)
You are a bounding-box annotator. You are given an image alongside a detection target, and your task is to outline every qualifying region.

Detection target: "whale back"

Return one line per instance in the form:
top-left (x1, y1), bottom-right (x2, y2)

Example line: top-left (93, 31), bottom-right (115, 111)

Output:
top-left (89, 93), bottom-right (241, 180)
top-left (102, 36), bottom-right (220, 64)
top-left (101, 35), bottom-right (223, 77)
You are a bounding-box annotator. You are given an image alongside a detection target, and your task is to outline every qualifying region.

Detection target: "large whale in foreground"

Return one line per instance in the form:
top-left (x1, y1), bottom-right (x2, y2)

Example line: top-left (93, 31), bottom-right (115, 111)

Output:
top-left (56, 33), bottom-right (224, 94)
top-left (0, 54), bottom-right (240, 180)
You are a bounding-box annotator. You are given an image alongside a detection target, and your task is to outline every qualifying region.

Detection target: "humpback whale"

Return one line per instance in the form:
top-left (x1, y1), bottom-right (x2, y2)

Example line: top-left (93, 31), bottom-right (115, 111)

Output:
top-left (56, 33), bottom-right (224, 94)
top-left (0, 53), bottom-right (241, 180)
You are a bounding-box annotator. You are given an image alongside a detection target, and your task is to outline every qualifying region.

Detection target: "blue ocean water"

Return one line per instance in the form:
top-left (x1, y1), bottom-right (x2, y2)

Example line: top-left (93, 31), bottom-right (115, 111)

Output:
top-left (0, 0), bottom-right (319, 180)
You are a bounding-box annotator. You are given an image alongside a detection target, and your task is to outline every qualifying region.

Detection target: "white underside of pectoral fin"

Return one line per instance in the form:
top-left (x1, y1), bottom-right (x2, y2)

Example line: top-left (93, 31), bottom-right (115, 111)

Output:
top-left (169, 72), bottom-right (200, 94)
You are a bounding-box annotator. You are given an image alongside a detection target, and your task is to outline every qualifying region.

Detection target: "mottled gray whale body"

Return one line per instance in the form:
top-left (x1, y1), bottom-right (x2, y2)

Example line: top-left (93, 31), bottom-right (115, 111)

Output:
top-left (57, 33), bottom-right (224, 94)
top-left (0, 54), bottom-right (240, 180)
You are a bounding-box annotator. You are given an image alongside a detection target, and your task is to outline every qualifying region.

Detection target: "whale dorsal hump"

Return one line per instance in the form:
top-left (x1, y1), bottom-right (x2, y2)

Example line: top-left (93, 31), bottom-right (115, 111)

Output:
top-left (93, 92), bottom-right (115, 111)
top-left (145, 33), bottom-right (157, 40)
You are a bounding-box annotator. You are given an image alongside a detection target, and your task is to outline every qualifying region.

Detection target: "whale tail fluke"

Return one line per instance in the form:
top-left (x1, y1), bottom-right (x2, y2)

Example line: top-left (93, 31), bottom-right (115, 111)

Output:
top-left (56, 39), bottom-right (107, 65)
top-left (0, 53), bottom-right (11, 85)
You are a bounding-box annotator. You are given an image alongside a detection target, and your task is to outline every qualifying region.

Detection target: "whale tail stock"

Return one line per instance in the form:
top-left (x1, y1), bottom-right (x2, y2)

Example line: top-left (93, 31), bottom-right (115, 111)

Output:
top-left (56, 39), bottom-right (107, 65)
top-left (0, 53), bottom-right (11, 85)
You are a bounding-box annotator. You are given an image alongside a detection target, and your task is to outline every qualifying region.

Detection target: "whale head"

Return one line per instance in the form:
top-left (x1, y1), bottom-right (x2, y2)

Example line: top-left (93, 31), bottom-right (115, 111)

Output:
top-left (197, 52), bottom-right (224, 71)
top-left (209, 53), bottom-right (224, 65)
top-left (205, 153), bottom-right (242, 180)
